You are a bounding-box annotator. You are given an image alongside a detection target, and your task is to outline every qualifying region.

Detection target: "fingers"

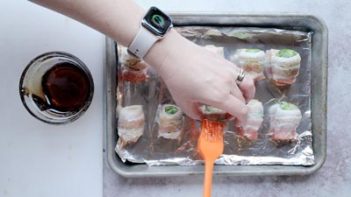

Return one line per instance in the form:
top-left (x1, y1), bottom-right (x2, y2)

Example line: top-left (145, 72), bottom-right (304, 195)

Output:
top-left (206, 94), bottom-right (249, 124)
top-left (230, 84), bottom-right (245, 103)
top-left (180, 102), bottom-right (201, 120)
top-left (238, 74), bottom-right (256, 102)
top-left (172, 94), bottom-right (201, 120)
top-left (227, 63), bottom-right (255, 102)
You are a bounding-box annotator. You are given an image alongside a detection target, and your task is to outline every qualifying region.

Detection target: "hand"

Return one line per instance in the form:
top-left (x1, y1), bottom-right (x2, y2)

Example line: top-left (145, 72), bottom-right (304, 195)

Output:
top-left (145, 30), bottom-right (255, 123)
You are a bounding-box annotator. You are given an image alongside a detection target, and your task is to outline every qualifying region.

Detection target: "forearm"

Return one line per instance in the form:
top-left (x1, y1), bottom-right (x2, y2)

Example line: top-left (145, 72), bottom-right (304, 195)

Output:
top-left (31, 0), bottom-right (188, 71)
top-left (31, 0), bottom-right (144, 46)
top-left (30, 0), bottom-right (255, 121)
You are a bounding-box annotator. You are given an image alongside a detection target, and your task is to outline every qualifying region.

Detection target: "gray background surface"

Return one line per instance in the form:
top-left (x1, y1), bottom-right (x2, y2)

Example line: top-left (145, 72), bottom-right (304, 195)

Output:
top-left (104, 0), bottom-right (350, 196)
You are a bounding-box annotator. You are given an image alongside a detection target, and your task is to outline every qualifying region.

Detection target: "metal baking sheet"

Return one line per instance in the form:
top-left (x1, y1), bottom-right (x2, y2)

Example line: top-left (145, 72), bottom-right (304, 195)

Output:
top-left (107, 15), bottom-right (326, 177)
top-left (115, 27), bottom-right (313, 166)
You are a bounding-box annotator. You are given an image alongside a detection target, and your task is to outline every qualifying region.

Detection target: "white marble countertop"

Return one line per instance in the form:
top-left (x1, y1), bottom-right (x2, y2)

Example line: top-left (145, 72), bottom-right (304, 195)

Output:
top-left (0, 0), bottom-right (350, 197)
top-left (0, 1), bottom-right (104, 197)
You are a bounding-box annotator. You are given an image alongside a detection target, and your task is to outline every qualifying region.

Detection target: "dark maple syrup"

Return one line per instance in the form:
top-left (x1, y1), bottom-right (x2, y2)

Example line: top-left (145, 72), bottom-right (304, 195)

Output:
top-left (40, 62), bottom-right (91, 112)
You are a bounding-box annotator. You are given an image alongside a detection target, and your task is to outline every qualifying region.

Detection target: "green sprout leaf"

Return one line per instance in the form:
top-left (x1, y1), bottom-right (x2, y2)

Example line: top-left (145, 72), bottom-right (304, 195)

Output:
top-left (165, 105), bottom-right (178, 115)
top-left (280, 101), bottom-right (298, 110)
top-left (277, 49), bottom-right (297, 58)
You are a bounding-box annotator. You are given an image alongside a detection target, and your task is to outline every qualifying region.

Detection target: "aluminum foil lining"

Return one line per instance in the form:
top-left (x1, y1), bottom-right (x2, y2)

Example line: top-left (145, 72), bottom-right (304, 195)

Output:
top-left (115, 26), bottom-right (314, 166)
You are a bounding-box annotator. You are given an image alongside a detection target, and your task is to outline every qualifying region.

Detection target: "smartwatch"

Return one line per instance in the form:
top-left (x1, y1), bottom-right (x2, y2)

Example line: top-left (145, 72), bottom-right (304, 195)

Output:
top-left (128, 7), bottom-right (173, 59)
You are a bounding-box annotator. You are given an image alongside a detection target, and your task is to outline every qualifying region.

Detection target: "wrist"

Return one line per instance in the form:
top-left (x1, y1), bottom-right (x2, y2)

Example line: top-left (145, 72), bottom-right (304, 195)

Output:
top-left (144, 29), bottom-right (190, 72)
top-left (122, 9), bottom-right (145, 47)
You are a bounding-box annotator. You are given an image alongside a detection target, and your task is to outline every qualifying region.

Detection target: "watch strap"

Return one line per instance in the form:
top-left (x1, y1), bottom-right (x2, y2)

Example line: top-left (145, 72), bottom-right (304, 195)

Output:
top-left (128, 26), bottom-right (158, 58)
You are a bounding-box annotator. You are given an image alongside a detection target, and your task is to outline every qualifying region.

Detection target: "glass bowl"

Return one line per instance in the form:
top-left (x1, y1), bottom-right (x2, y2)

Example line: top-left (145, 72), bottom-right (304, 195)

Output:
top-left (19, 52), bottom-right (94, 124)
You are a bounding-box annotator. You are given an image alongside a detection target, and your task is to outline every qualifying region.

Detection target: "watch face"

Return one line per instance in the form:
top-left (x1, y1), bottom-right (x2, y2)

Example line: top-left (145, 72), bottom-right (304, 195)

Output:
top-left (143, 7), bottom-right (172, 36)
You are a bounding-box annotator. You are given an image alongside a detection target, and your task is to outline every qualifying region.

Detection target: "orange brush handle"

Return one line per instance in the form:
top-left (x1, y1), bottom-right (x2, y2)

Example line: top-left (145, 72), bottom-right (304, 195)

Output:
top-left (204, 161), bottom-right (214, 197)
